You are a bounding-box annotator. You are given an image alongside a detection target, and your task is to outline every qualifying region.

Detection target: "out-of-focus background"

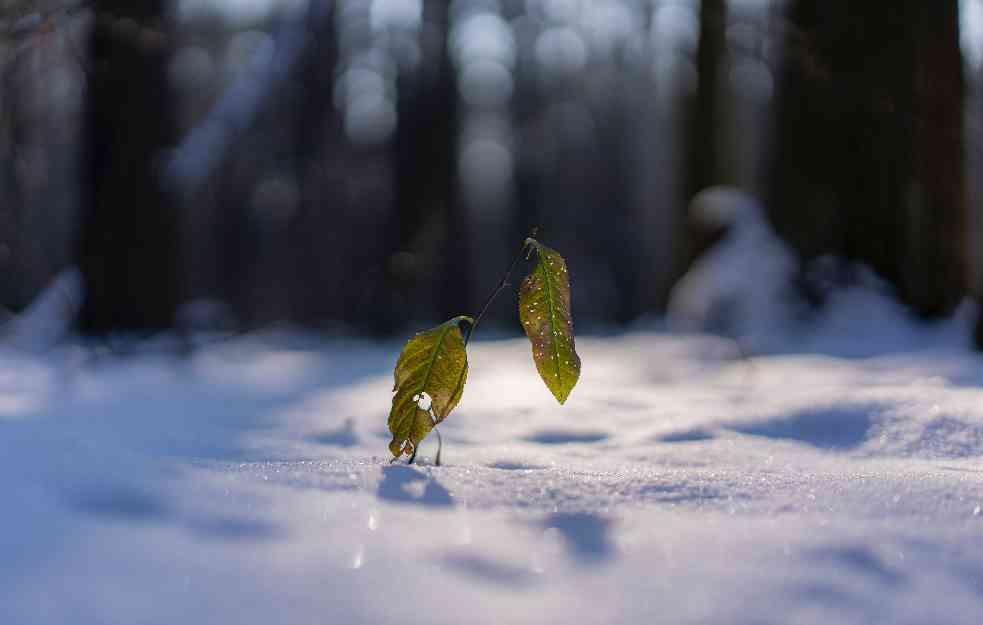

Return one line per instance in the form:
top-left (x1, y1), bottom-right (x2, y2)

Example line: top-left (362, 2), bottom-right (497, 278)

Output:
top-left (9, 6), bottom-right (983, 624)
top-left (1, 0), bottom-right (982, 341)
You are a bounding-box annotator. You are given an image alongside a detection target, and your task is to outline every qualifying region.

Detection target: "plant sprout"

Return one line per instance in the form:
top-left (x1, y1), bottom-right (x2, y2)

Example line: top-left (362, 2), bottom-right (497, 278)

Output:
top-left (388, 231), bottom-right (581, 465)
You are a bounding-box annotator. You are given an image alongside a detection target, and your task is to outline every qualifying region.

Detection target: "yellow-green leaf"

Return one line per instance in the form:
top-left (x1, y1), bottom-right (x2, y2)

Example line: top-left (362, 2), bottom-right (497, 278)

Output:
top-left (519, 240), bottom-right (581, 404)
top-left (388, 316), bottom-right (472, 459)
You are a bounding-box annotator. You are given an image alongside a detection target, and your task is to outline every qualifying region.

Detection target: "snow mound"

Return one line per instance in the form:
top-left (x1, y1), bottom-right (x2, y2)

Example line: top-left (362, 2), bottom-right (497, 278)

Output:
top-left (667, 186), bottom-right (799, 352)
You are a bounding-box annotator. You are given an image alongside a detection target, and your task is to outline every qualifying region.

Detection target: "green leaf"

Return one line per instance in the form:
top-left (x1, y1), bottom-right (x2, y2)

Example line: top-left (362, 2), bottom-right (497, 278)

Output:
top-left (388, 316), bottom-right (472, 459)
top-left (519, 240), bottom-right (581, 404)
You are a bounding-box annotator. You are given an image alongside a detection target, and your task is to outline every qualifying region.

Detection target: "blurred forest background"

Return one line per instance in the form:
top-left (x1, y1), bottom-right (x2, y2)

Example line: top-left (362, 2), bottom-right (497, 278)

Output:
top-left (1, 0), bottom-right (982, 341)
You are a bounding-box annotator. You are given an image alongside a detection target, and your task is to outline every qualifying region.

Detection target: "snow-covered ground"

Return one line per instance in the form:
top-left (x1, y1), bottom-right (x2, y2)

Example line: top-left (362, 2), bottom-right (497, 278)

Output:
top-left (2, 284), bottom-right (983, 625)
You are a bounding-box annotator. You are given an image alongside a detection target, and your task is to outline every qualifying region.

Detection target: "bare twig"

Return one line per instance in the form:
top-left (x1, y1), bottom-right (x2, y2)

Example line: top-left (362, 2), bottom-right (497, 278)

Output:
top-left (464, 227), bottom-right (539, 346)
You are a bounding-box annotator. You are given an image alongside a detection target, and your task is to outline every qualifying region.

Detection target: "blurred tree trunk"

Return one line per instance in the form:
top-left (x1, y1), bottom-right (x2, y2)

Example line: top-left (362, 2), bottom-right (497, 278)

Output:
top-left (79, 3), bottom-right (179, 333)
top-left (678, 0), bottom-right (729, 284)
top-left (382, 0), bottom-right (461, 331)
top-left (770, 0), bottom-right (966, 318)
top-left (0, 59), bottom-right (31, 309)
top-left (688, 0), bottom-right (727, 200)
top-left (289, 0), bottom-right (339, 325)
top-left (208, 10), bottom-right (334, 329)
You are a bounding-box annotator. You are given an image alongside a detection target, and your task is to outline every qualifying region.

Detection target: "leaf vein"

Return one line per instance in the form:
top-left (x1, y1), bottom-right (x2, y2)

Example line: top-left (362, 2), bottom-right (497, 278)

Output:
top-left (420, 324), bottom-right (452, 403)
top-left (539, 255), bottom-right (563, 385)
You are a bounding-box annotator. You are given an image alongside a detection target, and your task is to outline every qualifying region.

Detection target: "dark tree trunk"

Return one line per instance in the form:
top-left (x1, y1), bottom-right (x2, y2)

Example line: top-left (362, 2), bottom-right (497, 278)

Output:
top-left (79, 3), bottom-right (179, 334)
top-left (0, 59), bottom-right (31, 309)
top-left (677, 0), bottom-right (729, 284)
top-left (770, 0), bottom-right (966, 318)
top-left (382, 0), bottom-right (461, 331)
top-left (289, 0), bottom-right (340, 326)
top-left (688, 0), bottom-right (728, 200)
top-left (906, 1), bottom-right (966, 317)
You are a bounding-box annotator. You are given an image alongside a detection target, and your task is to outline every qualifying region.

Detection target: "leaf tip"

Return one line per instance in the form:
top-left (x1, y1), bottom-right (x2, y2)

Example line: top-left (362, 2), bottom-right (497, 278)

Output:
top-left (552, 385), bottom-right (573, 405)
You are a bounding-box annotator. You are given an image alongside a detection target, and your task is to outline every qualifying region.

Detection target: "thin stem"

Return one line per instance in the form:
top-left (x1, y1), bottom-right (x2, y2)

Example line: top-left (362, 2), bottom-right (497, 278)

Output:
top-left (406, 408), bottom-right (443, 466)
top-left (465, 227), bottom-right (538, 346)
top-left (427, 406), bottom-right (444, 466)
top-left (404, 229), bottom-right (538, 467)
top-left (404, 429), bottom-right (440, 466)
top-left (433, 425), bottom-right (443, 467)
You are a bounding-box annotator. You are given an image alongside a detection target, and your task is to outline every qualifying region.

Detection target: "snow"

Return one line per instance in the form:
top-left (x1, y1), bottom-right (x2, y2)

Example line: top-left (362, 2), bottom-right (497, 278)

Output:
top-left (414, 391), bottom-right (433, 412)
top-left (667, 186), bottom-right (799, 352)
top-left (3, 285), bottom-right (983, 624)
top-left (0, 268), bottom-right (82, 354)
